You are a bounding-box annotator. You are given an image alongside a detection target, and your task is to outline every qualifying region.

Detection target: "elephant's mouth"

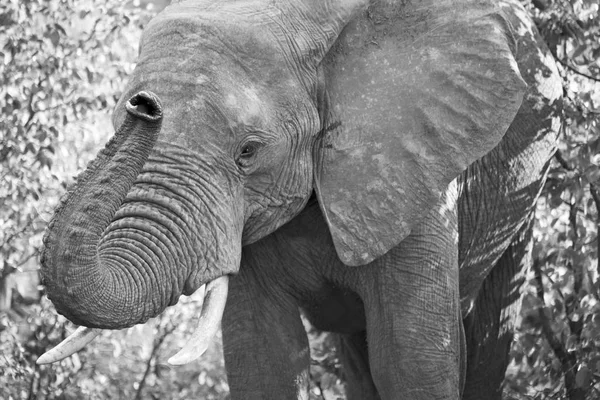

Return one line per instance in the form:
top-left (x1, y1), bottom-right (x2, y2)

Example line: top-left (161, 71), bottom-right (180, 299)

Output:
top-left (36, 275), bottom-right (229, 365)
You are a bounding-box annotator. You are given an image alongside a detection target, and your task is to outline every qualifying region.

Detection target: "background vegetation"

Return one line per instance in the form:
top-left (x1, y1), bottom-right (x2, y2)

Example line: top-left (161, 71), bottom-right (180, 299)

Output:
top-left (0, 0), bottom-right (598, 398)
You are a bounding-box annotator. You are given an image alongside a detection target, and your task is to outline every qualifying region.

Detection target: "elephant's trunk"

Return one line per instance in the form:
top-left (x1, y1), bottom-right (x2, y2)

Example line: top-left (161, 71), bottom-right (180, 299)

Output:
top-left (40, 91), bottom-right (164, 328)
top-left (42, 88), bottom-right (242, 339)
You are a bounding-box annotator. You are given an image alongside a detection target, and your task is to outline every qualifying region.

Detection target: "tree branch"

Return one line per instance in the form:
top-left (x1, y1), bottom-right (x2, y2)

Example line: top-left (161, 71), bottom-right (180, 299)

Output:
top-left (134, 325), bottom-right (176, 400)
top-left (23, 86), bottom-right (38, 129)
top-left (15, 251), bottom-right (39, 269)
top-left (1, 224), bottom-right (30, 253)
top-left (590, 183), bottom-right (600, 284)
top-left (312, 379), bottom-right (326, 400)
top-left (555, 150), bottom-right (574, 171)
top-left (556, 58), bottom-right (600, 83)
top-left (569, 200), bottom-right (579, 246)
top-left (533, 260), bottom-right (584, 400)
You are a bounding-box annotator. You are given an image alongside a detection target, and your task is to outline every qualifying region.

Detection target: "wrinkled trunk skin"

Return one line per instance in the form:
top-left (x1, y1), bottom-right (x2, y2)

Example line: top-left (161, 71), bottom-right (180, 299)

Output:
top-left (40, 92), bottom-right (163, 328)
top-left (41, 92), bottom-right (242, 329)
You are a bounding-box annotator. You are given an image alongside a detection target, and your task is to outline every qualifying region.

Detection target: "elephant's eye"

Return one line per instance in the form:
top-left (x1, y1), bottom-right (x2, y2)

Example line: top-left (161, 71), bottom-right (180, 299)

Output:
top-left (240, 144), bottom-right (256, 157)
top-left (236, 142), bottom-right (260, 168)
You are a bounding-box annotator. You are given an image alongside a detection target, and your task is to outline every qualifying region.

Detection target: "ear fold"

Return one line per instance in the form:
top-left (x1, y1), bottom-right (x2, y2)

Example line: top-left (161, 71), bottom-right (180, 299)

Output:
top-left (315, 1), bottom-right (526, 266)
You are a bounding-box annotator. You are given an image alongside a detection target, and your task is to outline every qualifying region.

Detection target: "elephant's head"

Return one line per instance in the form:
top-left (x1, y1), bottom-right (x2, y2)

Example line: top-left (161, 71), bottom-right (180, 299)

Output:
top-left (39, 0), bottom-right (525, 364)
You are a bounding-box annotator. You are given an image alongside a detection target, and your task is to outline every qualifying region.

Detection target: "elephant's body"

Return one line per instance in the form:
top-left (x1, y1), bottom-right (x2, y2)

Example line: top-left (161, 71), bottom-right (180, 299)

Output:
top-left (225, 2), bottom-right (562, 399)
top-left (39, 0), bottom-right (561, 398)
top-left (226, 193), bottom-right (462, 399)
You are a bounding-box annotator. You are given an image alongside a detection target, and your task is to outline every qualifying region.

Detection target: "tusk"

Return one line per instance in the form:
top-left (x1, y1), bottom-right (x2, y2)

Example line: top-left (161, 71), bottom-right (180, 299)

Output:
top-left (37, 326), bottom-right (102, 365)
top-left (168, 275), bottom-right (229, 365)
top-left (196, 283), bottom-right (206, 301)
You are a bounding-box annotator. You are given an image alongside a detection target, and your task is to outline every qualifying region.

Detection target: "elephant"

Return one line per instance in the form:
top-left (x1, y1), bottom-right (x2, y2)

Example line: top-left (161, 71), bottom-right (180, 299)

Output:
top-left (37, 0), bottom-right (562, 399)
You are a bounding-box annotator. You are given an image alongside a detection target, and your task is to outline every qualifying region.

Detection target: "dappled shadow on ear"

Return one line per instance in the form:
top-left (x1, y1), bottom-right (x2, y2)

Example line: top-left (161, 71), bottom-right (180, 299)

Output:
top-left (314, 0), bottom-right (527, 266)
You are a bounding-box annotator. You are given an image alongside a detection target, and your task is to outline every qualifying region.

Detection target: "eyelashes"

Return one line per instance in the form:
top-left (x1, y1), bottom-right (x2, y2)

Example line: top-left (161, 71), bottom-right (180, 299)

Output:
top-left (236, 140), bottom-right (263, 169)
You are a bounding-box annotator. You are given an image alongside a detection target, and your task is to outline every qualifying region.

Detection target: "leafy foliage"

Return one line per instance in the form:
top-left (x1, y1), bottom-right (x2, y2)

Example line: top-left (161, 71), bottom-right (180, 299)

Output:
top-left (1, 0), bottom-right (167, 398)
top-left (1, 0), bottom-right (599, 399)
top-left (1, 0), bottom-right (138, 280)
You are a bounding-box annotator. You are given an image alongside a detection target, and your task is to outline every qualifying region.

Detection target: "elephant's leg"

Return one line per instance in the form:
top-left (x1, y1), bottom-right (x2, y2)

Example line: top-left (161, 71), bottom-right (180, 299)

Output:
top-left (360, 189), bottom-right (463, 400)
top-left (462, 216), bottom-right (533, 400)
top-left (335, 331), bottom-right (380, 400)
top-left (222, 262), bottom-right (310, 400)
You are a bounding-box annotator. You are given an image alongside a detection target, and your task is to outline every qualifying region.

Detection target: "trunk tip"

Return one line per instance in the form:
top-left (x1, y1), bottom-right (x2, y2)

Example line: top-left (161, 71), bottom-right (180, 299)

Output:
top-left (126, 91), bottom-right (162, 121)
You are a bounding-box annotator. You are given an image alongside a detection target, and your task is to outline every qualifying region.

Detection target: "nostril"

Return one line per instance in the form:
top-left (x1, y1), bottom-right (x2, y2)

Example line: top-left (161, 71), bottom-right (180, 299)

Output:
top-left (134, 102), bottom-right (150, 115)
top-left (126, 91), bottom-right (163, 121)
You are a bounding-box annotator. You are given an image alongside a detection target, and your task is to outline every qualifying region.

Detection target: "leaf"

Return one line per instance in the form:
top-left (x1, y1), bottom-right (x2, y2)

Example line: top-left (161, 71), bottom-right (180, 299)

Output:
top-left (584, 165), bottom-right (600, 184)
top-left (54, 23), bottom-right (66, 36)
top-left (571, 44), bottom-right (588, 60)
top-left (85, 67), bottom-right (93, 83)
top-left (575, 365), bottom-right (591, 388)
top-left (49, 30), bottom-right (60, 47)
top-left (566, 335), bottom-right (579, 352)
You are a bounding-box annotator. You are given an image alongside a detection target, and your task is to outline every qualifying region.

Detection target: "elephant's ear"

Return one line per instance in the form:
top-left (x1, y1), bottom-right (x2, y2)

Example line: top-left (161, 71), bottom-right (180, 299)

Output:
top-left (315, 1), bottom-right (526, 266)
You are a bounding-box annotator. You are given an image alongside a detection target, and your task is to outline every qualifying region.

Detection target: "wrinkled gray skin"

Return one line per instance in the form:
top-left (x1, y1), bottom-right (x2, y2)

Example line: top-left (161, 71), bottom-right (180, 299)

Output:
top-left (40, 0), bottom-right (561, 399)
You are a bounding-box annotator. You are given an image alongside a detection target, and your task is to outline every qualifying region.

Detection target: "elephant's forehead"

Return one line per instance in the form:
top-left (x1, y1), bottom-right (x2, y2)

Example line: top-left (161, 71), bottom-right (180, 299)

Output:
top-left (141, 4), bottom-right (288, 78)
top-left (114, 4), bottom-right (316, 145)
top-left (223, 88), bottom-right (264, 123)
top-left (115, 56), bottom-right (277, 146)
top-left (131, 28), bottom-right (291, 131)
top-left (161, 83), bottom-right (270, 137)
